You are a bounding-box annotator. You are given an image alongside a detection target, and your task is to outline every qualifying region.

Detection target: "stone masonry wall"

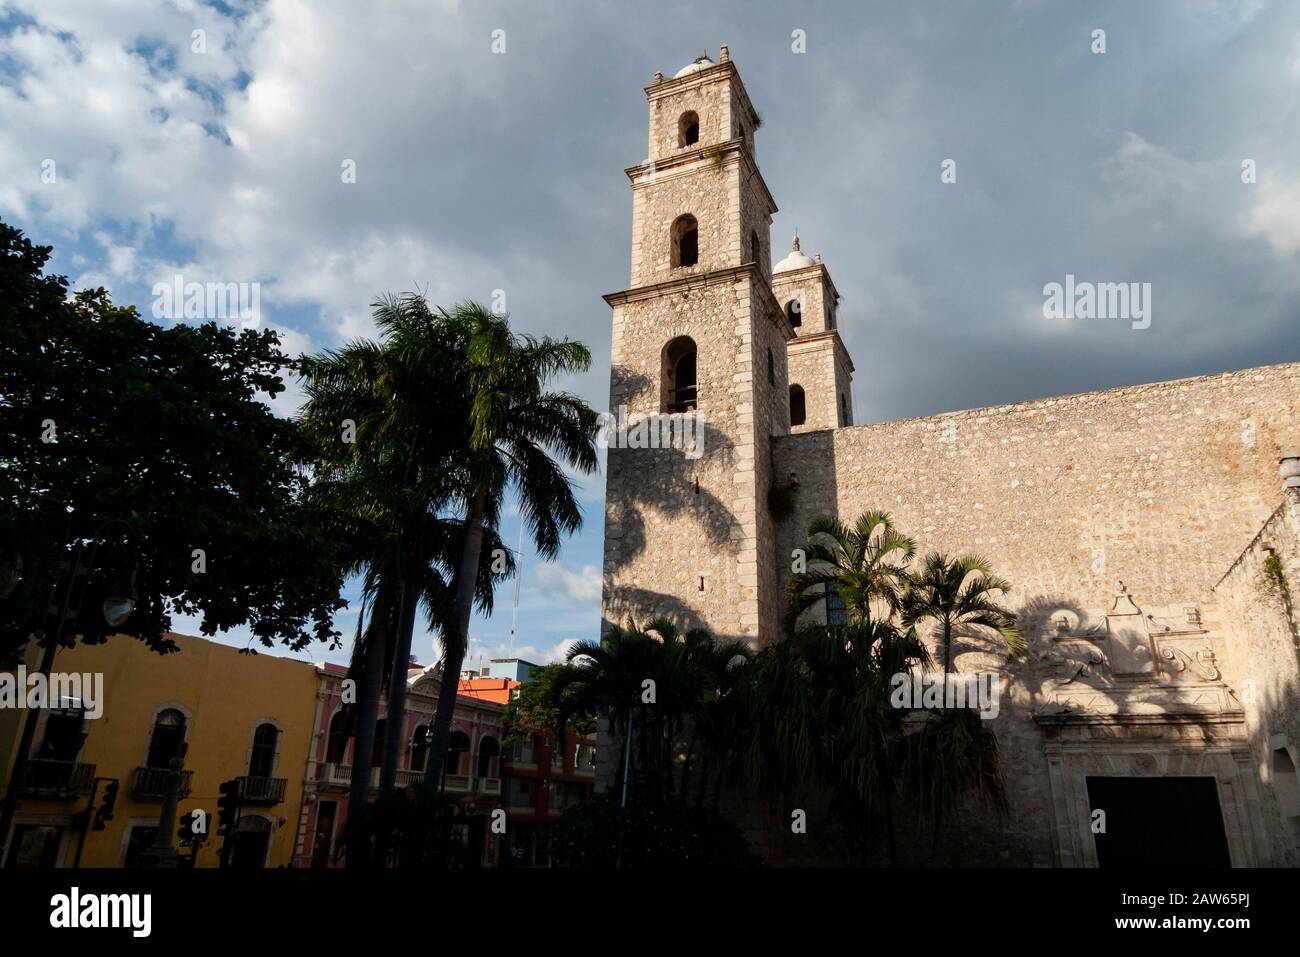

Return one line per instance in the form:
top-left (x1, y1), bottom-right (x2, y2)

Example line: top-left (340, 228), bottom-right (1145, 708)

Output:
top-left (1214, 488), bottom-right (1300, 863)
top-left (772, 363), bottom-right (1300, 629)
top-left (604, 272), bottom-right (771, 644)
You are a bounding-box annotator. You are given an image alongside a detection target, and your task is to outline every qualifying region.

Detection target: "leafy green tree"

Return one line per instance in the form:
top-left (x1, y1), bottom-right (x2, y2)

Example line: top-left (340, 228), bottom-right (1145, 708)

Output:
top-left (504, 662), bottom-right (597, 741)
top-left (0, 219), bottom-right (346, 668)
top-left (785, 511), bottom-right (915, 629)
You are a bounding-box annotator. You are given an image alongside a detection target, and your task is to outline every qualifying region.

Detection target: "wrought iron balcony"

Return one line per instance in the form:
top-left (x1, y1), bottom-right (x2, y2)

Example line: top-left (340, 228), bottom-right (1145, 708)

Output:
top-left (131, 766), bottom-right (194, 801)
top-left (236, 775), bottom-right (286, 805)
top-left (19, 759), bottom-right (95, 798)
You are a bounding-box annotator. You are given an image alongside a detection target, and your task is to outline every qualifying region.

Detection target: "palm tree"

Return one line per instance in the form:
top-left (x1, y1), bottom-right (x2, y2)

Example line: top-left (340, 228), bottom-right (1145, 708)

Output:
top-left (900, 552), bottom-right (1023, 683)
top-left (564, 621), bottom-right (673, 804)
top-left (731, 618), bottom-right (929, 864)
top-left (422, 302), bottom-right (599, 789)
top-left (299, 297), bottom-right (516, 866)
top-left (899, 552), bottom-right (1020, 863)
top-left (786, 511), bottom-right (915, 629)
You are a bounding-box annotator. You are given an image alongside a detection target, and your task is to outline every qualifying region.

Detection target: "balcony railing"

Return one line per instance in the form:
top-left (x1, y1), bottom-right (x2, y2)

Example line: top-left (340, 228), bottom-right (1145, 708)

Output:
top-left (131, 766), bottom-right (194, 801)
top-left (236, 775), bottom-right (286, 805)
top-left (19, 759), bottom-right (95, 798)
top-left (394, 768), bottom-right (426, 788)
top-left (477, 777), bottom-right (501, 796)
top-left (443, 774), bottom-right (470, 794)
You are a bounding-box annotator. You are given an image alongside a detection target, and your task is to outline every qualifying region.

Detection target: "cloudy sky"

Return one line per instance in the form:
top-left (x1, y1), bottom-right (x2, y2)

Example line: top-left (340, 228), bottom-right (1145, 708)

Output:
top-left (4, 0), bottom-right (1298, 667)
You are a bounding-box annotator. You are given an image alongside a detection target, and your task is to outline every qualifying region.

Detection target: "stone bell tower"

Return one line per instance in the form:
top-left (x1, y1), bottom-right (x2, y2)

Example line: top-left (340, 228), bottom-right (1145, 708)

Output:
top-left (601, 45), bottom-right (792, 644)
top-left (770, 234), bottom-right (855, 432)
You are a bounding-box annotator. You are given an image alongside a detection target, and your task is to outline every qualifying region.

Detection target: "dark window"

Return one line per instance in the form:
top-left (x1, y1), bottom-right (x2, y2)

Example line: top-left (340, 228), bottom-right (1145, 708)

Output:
top-left (750, 231), bottom-right (761, 268)
top-left (477, 736), bottom-right (500, 778)
top-left (37, 707), bottom-right (85, 762)
top-left (678, 111), bottom-right (699, 147)
top-left (310, 801), bottom-right (337, 869)
top-left (446, 730), bottom-right (471, 776)
top-left (326, 710), bottom-right (350, 764)
top-left (839, 393), bottom-right (849, 427)
top-left (825, 583), bottom-right (847, 626)
top-left (785, 299), bottom-right (802, 328)
top-left (123, 826), bottom-right (159, 868)
top-left (790, 385), bottom-right (806, 426)
top-left (671, 214), bottom-right (698, 268)
top-left (410, 724), bottom-right (431, 772)
top-left (6, 825), bottom-right (63, 868)
top-left (248, 723), bottom-right (279, 778)
top-left (662, 336), bottom-right (698, 412)
top-left (146, 709), bottom-right (186, 768)
top-left (370, 718), bottom-right (386, 769)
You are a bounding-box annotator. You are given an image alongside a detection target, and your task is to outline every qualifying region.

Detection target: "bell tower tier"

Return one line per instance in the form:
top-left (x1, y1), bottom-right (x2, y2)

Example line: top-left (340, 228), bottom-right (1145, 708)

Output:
top-left (771, 236), bottom-right (855, 432)
top-left (601, 46), bottom-right (792, 644)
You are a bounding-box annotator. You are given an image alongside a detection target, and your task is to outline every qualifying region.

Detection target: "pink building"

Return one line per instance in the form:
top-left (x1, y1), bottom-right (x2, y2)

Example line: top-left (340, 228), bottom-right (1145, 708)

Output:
top-left (292, 661), bottom-right (505, 868)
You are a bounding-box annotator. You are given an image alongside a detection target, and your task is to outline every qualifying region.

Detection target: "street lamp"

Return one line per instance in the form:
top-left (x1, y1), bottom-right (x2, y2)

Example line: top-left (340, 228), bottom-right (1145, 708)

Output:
top-left (101, 567), bottom-right (138, 628)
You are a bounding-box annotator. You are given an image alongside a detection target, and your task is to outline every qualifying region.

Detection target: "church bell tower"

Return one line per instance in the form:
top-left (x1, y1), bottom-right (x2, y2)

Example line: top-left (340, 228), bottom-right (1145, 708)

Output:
top-left (601, 45), bottom-right (792, 644)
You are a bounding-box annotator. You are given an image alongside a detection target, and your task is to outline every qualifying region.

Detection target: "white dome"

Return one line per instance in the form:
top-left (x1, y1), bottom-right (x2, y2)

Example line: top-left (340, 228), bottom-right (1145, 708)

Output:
top-left (674, 56), bottom-right (714, 78)
top-left (773, 234), bottom-right (815, 273)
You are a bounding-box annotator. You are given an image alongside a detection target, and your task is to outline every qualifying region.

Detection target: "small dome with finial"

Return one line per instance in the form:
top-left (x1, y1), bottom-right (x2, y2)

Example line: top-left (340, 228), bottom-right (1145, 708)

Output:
top-left (674, 55), bottom-right (715, 78)
top-left (774, 233), bottom-right (815, 273)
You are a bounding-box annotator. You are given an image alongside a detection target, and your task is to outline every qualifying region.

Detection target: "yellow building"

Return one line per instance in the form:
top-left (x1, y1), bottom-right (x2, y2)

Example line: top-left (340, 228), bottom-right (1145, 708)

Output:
top-left (0, 632), bottom-right (318, 868)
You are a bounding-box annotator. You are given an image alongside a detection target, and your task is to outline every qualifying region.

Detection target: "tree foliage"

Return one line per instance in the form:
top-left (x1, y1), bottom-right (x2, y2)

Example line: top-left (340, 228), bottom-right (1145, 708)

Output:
top-left (0, 220), bottom-right (346, 667)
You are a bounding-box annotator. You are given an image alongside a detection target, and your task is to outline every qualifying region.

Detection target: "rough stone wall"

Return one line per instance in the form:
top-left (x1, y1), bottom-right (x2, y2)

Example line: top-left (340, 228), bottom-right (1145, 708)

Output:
top-left (604, 273), bottom-right (771, 644)
top-left (1214, 489), bottom-right (1300, 863)
top-left (771, 266), bottom-right (830, 335)
top-left (646, 69), bottom-right (734, 162)
top-left (773, 363), bottom-right (1300, 619)
top-left (630, 153), bottom-right (738, 287)
top-left (787, 334), bottom-right (848, 434)
top-left (739, 162), bottom-right (773, 284)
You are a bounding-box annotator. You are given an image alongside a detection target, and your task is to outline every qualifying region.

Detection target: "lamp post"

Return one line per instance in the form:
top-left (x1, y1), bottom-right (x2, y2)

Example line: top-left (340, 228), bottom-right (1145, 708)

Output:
top-left (137, 750), bottom-right (186, 868)
top-left (0, 520), bottom-right (138, 867)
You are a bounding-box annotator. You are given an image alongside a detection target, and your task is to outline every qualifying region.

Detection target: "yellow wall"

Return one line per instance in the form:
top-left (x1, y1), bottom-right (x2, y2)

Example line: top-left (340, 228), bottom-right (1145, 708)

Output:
top-left (1, 632), bottom-right (318, 868)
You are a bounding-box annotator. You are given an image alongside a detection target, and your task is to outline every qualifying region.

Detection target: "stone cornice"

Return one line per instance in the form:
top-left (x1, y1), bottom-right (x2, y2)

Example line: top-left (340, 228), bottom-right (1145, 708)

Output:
top-left (604, 262), bottom-right (791, 341)
top-left (625, 139), bottom-right (777, 217)
top-left (643, 61), bottom-right (760, 130)
top-left (771, 262), bottom-right (841, 304)
top-left (787, 329), bottom-right (855, 373)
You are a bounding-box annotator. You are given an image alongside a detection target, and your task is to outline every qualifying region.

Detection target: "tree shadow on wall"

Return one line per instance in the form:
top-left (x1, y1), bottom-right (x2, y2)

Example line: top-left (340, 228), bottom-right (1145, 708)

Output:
top-left (604, 364), bottom-right (740, 575)
top-left (944, 593), bottom-right (1103, 693)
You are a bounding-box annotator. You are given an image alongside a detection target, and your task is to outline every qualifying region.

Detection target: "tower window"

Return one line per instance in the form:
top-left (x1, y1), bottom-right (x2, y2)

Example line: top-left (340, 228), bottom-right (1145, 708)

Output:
top-left (679, 111), bottom-right (699, 147)
top-left (785, 299), bottom-right (802, 328)
top-left (767, 348), bottom-right (775, 386)
top-left (790, 385), bottom-right (806, 426)
top-left (839, 393), bottom-right (849, 427)
top-left (662, 336), bottom-right (698, 413)
top-left (750, 231), bottom-right (761, 268)
top-left (671, 214), bottom-right (698, 268)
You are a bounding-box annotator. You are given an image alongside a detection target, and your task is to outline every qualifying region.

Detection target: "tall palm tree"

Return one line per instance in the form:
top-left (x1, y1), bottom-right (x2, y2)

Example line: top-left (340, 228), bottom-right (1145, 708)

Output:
top-left (786, 511), bottom-right (916, 629)
top-left (898, 553), bottom-right (1020, 862)
top-left (422, 302), bottom-right (599, 789)
top-left (299, 297), bottom-right (515, 866)
top-left (900, 552), bottom-right (1023, 683)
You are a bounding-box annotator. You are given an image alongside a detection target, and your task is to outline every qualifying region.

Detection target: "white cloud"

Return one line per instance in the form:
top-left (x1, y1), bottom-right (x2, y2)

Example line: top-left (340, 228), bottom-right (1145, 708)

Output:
top-left (533, 562), bottom-right (602, 605)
